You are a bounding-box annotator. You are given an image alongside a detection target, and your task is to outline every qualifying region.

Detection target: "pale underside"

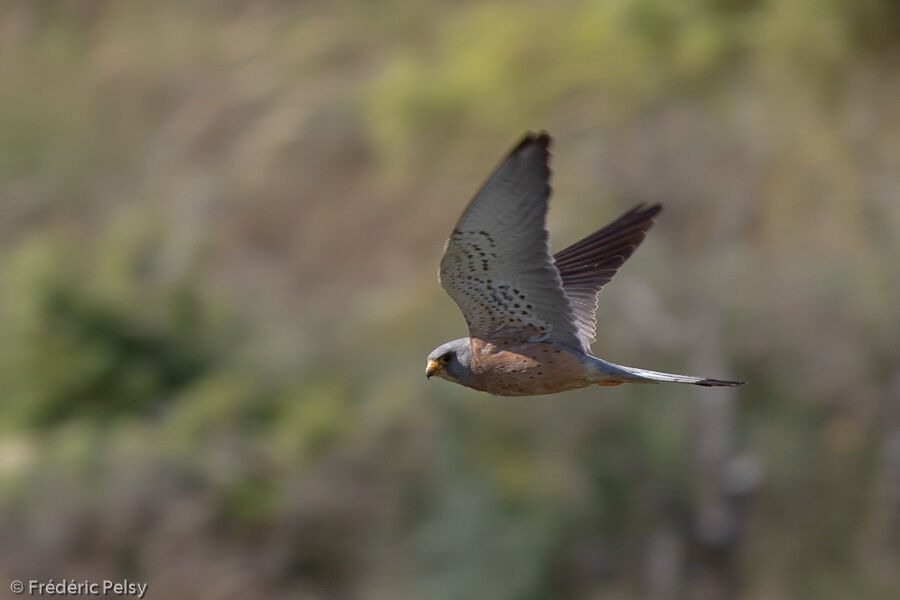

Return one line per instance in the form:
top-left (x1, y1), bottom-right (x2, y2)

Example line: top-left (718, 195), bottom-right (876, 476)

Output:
top-left (465, 338), bottom-right (594, 396)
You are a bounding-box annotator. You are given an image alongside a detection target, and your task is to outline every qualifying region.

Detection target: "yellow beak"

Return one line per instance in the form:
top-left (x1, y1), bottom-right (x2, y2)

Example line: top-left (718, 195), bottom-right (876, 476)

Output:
top-left (426, 359), bottom-right (441, 379)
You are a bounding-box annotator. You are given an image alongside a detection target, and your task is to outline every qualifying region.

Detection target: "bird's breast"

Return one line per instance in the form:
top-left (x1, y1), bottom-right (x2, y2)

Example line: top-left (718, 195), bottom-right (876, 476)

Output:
top-left (467, 338), bottom-right (592, 396)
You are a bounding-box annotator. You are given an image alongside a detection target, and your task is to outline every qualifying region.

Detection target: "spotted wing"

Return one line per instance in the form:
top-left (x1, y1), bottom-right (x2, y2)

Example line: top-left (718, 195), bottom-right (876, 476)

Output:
top-left (553, 203), bottom-right (662, 349)
top-left (439, 132), bottom-right (582, 349)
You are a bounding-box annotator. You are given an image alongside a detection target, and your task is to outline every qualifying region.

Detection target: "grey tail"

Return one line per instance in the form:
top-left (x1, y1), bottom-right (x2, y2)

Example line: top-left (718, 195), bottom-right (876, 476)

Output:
top-left (590, 358), bottom-right (744, 387)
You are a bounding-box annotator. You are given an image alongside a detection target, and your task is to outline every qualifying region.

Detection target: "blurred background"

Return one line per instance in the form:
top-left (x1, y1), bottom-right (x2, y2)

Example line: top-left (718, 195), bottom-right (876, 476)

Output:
top-left (1, 1), bottom-right (899, 598)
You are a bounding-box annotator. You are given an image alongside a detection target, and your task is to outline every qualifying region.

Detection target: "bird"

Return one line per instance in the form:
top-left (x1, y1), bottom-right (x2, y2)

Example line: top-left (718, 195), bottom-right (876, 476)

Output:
top-left (425, 132), bottom-right (743, 396)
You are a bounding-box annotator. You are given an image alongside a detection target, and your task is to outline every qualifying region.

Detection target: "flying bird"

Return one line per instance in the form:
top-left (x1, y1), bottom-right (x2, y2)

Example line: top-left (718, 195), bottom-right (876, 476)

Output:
top-left (425, 132), bottom-right (743, 395)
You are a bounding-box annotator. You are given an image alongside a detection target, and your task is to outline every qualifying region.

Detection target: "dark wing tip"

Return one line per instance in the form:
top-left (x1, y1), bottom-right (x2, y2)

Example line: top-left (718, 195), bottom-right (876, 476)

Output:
top-left (694, 378), bottom-right (746, 387)
top-left (629, 202), bottom-right (664, 219)
top-left (511, 131), bottom-right (552, 155)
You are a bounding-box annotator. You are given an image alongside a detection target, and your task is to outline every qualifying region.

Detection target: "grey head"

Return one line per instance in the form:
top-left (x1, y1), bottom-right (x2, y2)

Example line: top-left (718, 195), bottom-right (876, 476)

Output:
top-left (425, 338), bottom-right (473, 387)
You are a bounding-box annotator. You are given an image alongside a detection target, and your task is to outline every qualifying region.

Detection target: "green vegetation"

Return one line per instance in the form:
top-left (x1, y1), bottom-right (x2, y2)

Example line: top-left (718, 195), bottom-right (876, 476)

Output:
top-left (0, 1), bottom-right (898, 598)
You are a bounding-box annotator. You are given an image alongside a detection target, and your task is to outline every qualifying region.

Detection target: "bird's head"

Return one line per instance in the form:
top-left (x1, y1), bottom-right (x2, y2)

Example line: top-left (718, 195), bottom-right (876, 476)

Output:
top-left (425, 338), bottom-right (473, 387)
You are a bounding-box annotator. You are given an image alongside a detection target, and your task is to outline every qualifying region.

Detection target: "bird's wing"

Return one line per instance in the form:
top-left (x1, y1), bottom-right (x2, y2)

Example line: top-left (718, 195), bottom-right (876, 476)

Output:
top-left (439, 132), bottom-right (583, 349)
top-left (553, 203), bottom-right (662, 349)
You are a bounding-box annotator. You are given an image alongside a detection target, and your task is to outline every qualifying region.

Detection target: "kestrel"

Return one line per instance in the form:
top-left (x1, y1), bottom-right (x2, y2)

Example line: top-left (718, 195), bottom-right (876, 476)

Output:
top-left (425, 132), bottom-right (743, 395)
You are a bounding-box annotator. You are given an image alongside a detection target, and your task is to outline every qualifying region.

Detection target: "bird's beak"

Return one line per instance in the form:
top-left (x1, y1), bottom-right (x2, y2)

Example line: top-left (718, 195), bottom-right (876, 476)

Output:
top-left (426, 360), bottom-right (441, 379)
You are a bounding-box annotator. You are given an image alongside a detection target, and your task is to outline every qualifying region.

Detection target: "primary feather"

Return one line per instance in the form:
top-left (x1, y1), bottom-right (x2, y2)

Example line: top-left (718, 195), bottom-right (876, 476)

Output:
top-left (553, 203), bottom-right (663, 350)
top-left (439, 133), bottom-right (582, 349)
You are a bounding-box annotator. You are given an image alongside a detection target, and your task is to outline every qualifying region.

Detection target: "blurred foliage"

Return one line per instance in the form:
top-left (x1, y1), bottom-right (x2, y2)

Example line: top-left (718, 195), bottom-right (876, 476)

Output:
top-left (0, 0), bottom-right (899, 599)
top-left (0, 213), bottom-right (221, 427)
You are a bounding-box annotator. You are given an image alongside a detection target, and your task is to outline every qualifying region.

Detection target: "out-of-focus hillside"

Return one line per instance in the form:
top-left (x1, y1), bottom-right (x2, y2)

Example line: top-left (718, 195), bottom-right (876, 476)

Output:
top-left (1, 1), bottom-right (899, 598)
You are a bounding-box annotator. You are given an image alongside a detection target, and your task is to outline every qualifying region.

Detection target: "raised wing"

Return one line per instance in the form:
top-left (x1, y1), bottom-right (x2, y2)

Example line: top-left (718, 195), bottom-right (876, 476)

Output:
top-left (439, 132), bottom-right (582, 349)
top-left (553, 203), bottom-right (662, 349)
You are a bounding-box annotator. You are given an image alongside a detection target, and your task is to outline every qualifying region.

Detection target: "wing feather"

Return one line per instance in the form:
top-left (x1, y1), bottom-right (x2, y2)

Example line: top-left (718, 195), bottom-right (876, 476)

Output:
top-left (553, 203), bottom-right (662, 349)
top-left (439, 133), bottom-right (583, 349)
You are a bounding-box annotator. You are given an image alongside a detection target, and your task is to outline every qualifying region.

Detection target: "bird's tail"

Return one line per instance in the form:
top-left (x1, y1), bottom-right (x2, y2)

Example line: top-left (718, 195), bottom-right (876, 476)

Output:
top-left (588, 357), bottom-right (744, 387)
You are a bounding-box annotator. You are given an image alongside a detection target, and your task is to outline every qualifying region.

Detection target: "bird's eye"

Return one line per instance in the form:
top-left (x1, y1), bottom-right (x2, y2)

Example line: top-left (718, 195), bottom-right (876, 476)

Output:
top-left (439, 352), bottom-right (453, 364)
